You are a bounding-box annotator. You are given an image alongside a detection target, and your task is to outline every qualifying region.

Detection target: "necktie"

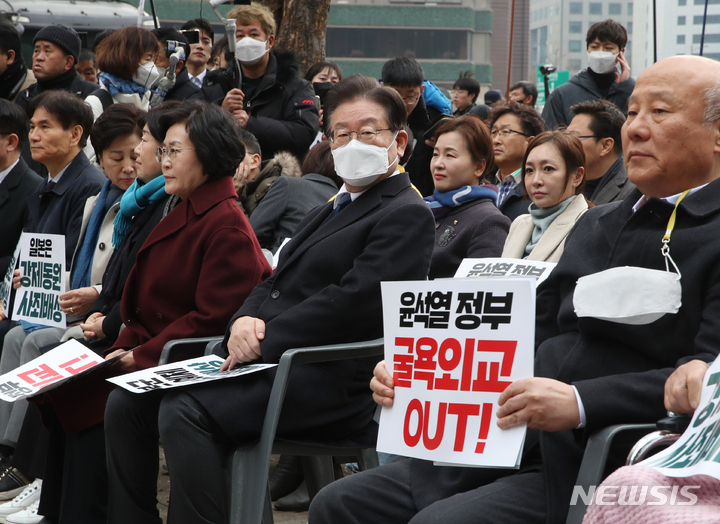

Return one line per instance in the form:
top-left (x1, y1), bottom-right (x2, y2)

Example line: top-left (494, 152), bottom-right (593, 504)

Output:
top-left (331, 192), bottom-right (352, 217)
top-left (46, 180), bottom-right (56, 192)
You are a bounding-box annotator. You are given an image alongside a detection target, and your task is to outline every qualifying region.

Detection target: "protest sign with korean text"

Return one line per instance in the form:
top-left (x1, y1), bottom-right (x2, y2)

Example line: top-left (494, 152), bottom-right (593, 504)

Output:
top-left (377, 278), bottom-right (535, 467)
top-left (640, 357), bottom-right (720, 480)
top-left (11, 233), bottom-right (66, 328)
top-left (0, 241), bottom-right (21, 315)
top-left (108, 355), bottom-right (276, 393)
top-left (454, 258), bottom-right (556, 285)
top-left (0, 340), bottom-right (109, 402)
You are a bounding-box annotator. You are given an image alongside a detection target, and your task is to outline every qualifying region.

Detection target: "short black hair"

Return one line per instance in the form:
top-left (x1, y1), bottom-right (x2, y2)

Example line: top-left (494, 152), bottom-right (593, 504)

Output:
top-left (586, 19), bottom-right (628, 50)
top-left (0, 99), bottom-right (30, 147)
top-left (153, 27), bottom-right (191, 68)
top-left (381, 57), bottom-right (424, 88)
top-left (90, 104), bottom-right (145, 159)
top-left (78, 48), bottom-right (95, 64)
top-left (159, 101), bottom-right (245, 180)
top-left (237, 129), bottom-right (262, 159)
top-left (211, 35), bottom-right (230, 65)
top-left (181, 18), bottom-right (214, 42)
top-left (571, 99), bottom-right (626, 155)
top-left (509, 81), bottom-right (539, 107)
top-left (146, 100), bottom-right (182, 143)
top-left (487, 101), bottom-right (545, 137)
top-left (453, 77), bottom-right (481, 104)
top-left (305, 61), bottom-right (343, 83)
top-left (92, 29), bottom-right (114, 54)
top-left (323, 74), bottom-right (407, 137)
top-left (0, 19), bottom-right (22, 58)
top-left (27, 91), bottom-right (94, 149)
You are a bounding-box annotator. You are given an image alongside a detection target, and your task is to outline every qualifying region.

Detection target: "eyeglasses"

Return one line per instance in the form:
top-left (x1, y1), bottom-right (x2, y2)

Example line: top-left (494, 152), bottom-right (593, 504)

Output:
top-left (490, 128), bottom-right (530, 139)
top-left (155, 146), bottom-right (196, 162)
top-left (329, 126), bottom-right (392, 146)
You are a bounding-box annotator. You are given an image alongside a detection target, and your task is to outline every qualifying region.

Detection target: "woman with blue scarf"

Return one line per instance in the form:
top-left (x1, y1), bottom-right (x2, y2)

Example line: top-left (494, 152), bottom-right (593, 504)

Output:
top-left (85, 26), bottom-right (161, 121)
top-left (424, 116), bottom-right (511, 279)
top-left (501, 131), bottom-right (589, 262)
top-left (0, 104), bottom-right (145, 507)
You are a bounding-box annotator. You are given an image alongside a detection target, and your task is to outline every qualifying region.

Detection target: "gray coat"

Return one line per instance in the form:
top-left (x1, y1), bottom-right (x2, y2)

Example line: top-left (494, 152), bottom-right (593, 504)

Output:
top-left (249, 173), bottom-right (338, 252)
top-left (590, 157), bottom-right (636, 206)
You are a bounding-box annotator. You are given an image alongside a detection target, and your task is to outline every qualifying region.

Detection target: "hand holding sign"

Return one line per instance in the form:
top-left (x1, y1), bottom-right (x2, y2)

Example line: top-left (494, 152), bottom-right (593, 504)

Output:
top-left (371, 360), bottom-right (395, 407)
top-left (664, 360), bottom-right (710, 414)
top-left (496, 377), bottom-right (580, 431)
top-left (223, 316), bottom-right (265, 370)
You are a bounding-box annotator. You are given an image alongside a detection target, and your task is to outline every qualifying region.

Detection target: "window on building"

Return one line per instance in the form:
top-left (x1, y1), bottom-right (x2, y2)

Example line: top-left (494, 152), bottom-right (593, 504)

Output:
top-left (678, 16), bottom-right (686, 25)
top-left (695, 0), bottom-right (720, 4)
top-left (627, 22), bottom-right (633, 34)
top-left (569, 40), bottom-right (582, 52)
top-left (628, 2), bottom-right (633, 14)
top-left (693, 33), bottom-right (720, 43)
top-left (589, 3), bottom-right (602, 15)
top-left (609, 3), bottom-right (621, 15)
top-left (694, 15), bottom-right (720, 24)
top-left (569, 2), bottom-right (583, 14)
top-left (569, 21), bottom-right (582, 33)
top-left (677, 34), bottom-right (686, 44)
top-left (679, 0), bottom-right (686, 5)
top-left (326, 27), bottom-right (469, 60)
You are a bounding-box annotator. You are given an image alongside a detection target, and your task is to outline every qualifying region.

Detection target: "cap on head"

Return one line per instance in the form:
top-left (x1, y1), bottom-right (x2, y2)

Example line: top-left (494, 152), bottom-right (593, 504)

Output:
top-left (34, 24), bottom-right (81, 63)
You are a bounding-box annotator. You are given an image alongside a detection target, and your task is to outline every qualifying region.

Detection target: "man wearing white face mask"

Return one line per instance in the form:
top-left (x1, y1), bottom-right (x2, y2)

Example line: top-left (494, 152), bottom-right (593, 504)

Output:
top-left (202, 2), bottom-right (319, 160)
top-left (108, 75), bottom-right (434, 524)
top-left (310, 55), bottom-right (720, 524)
top-left (542, 19), bottom-right (634, 130)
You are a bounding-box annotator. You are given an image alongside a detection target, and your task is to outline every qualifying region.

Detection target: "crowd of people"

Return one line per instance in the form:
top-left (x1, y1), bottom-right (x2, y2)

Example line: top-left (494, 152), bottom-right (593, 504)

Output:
top-left (0, 7), bottom-right (717, 524)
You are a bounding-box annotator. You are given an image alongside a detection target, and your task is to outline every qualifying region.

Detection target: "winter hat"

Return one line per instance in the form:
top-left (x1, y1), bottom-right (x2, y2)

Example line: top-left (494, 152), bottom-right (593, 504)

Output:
top-left (33, 24), bottom-right (81, 63)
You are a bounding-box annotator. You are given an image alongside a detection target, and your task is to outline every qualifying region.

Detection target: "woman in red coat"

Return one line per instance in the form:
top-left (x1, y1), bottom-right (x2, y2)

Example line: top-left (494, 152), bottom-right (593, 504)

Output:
top-left (39, 101), bottom-right (271, 524)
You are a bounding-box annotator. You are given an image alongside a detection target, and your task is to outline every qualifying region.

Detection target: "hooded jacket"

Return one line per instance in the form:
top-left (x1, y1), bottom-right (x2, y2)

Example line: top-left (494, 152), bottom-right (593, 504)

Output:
top-left (236, 150), bottom-right (302, 217)
top-left (204, 50), bottom-right (319, 160)
top-left (541, 68), bottom-right (635, 130)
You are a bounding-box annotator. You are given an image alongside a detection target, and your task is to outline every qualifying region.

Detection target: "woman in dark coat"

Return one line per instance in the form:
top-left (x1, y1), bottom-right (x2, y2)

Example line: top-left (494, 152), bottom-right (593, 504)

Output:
top-left (424, 116), bottom-right (511, 279)
top-left (38, 101), bottom-right (271, 524)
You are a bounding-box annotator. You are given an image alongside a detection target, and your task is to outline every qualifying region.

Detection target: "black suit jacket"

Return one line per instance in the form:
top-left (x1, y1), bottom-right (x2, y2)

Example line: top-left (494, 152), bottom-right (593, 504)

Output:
top-left (0, 158), bottom-right (43, 276)
top-left (409, 181), bottom-right (720, 524)
top-left (25, 150), bottom-right (106, 268)
top-left (165, 69), bottom-right (203, 102)
top-left (498, 182), bottom-right (530, 222)
top-left (189, 173), bottom-right (435, 443)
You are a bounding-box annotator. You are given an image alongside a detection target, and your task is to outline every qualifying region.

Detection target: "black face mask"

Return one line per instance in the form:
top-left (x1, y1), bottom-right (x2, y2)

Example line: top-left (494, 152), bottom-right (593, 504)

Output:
top-left (312, 81), bottom-right (333, 105)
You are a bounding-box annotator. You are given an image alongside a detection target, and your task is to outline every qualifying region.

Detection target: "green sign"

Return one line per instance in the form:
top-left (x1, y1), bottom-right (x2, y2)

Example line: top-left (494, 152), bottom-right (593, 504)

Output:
top-left (536, 67), bottom-right (570, 106)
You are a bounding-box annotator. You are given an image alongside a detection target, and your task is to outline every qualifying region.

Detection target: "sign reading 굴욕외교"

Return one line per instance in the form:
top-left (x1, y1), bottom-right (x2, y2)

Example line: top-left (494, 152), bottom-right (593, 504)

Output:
top-left (377, 278), bottom-right (535, 468)
top-left (11, 233), bottom-right (66, 329)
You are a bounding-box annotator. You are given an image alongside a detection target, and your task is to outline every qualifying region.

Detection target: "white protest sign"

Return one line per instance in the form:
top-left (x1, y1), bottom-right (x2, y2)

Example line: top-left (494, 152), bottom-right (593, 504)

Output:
top-left (640, 358), bottom-right (720, 479)
top-left (377, 278), bottom-right (535, 468)
top-left (11, 233), bottom-right (66, 328)
top-left (0, 339), bottom-right (107, 402)
top-left (0, 241), bottom-right (21, 315)
top-left (454, 258), bottom-right (556, 285)
top-left (107, 355), bottom-right (276, 393)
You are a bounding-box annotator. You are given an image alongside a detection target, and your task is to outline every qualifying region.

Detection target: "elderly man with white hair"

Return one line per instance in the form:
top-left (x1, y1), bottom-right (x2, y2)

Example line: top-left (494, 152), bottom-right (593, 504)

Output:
top-left (310, 54), bottom-right (720, 524)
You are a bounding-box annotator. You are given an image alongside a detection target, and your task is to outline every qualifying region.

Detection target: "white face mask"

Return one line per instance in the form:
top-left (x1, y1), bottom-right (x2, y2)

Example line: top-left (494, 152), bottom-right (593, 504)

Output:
top-left (587, 51), bottom-right (618, 74)
top-left (133, 61), bottom-right (163, 87)
top-left (236, 37), bottom-right (269, 64)
top-left (331, 134), bottom-right (399, 187)
top-left (573, 266), bottom-right (682, 325)
top-left (574, 190), bottom-right (688, 325)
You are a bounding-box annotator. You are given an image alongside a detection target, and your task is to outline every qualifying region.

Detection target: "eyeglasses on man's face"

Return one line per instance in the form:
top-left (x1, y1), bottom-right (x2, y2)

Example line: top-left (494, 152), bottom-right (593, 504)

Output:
top-left (155, 146), bottom-right (196, 162)
top-left (490, 128), bottom-right (529, 139)
top-left (329, 125), bottom-right (392, 146)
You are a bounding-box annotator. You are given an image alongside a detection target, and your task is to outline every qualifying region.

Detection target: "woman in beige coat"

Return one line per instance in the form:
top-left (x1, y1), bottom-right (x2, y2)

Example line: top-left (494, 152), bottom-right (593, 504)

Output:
top-left (501, 130), bottom-right (590, 262)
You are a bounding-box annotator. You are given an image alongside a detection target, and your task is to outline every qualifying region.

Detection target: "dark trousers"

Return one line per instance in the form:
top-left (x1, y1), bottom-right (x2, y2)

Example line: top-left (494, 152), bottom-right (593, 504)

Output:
top-left (106, 388), bottom-right (233, 524)
top-left (308, 457), bottom-right (547, 524)
top-left (38, 407), bottom-right (108, 524)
